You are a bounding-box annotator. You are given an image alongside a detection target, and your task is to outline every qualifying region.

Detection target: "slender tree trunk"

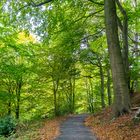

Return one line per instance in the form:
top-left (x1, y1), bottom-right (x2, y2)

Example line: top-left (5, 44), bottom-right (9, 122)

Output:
top-left (68, 77), bottom-right (75, 114)
top-left (15, 94), bottom-right (20, 119)
top-left (89, 78), bottom-right (94, 113)
top-left (72, 77), bottom-right (75, 113)
top-left (98, 58), bottom-right (105, 108)
top-left (116, 0), bottom-right (129, 89)
top-left (52, 78), bottom-right (59, 116)
top-left (8, 86), bottom-right (12, 116)
top-left (133, 0), bottom-right (139, 91)
top-left (107, 68), bottom-right (112, 105)
top-left (69, 78), bottom-right (73, 113)
top-left (133, 0), bottom-right (139, 56)
top-left (8, 102), bottom-right (11, 115)
top-left (53, 87), bottom-right (57, 116)
top-left (15, 78), bottom-right (22, 119)
top-left (122, 11), bottom-right (129, 88)
top-left (85, 78), bottom-right (91, 112)
top-left (104, 0), bottom-right (130, 117)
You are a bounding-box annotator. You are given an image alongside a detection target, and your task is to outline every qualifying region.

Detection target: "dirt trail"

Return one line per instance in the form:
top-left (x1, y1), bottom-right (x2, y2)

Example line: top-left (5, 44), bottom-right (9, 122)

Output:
top-left (55, 114), bottom-right (97, 140)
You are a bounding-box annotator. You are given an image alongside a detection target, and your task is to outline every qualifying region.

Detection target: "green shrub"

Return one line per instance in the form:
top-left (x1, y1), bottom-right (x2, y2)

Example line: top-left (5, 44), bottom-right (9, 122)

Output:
top-left (0, 115), bottom-right (16, 137)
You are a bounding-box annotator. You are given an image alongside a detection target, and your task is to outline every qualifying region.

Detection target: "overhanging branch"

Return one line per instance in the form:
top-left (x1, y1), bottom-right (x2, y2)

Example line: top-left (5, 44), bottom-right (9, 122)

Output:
top-left (115, 0), bottom-right (127, 16)
top-left (31, 0), bottom-right (53, 7)
top-left (88, 0), bottom-right (104, 6)
top-left (18, 0), bottom-right (53, 11)
top-left (117, 16), bottom-right (123, 31)
top-left (73, 8), bottom-right (104, 24)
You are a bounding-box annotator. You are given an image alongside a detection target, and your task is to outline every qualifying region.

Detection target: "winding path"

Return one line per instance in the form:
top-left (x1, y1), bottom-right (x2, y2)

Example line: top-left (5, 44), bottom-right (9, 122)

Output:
top-left (55, 114), bottom-right (97, 140)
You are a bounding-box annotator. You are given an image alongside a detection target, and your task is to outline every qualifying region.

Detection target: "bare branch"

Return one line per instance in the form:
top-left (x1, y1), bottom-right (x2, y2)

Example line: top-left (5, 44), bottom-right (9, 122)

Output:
top-left (128, 35), bottom-right (140, 45)
top-left (117, 16), bottom-right (123, 31)
top-left (88, 0), bottom-right (104, 6)
top-left (18, 3), bottom-right (31, 11)
top-left (83, 28), bottom-right (105, 40)
top-left (115, 0), bottom-right (127, 16)
top-left (88, 59), bottom-right (100, 67)
top-left (73, 8), bottom-right (104, 24)
top-left (31, 0), bottom-right (53, 7)
top-left (18, 0), bottom-right (53, 11)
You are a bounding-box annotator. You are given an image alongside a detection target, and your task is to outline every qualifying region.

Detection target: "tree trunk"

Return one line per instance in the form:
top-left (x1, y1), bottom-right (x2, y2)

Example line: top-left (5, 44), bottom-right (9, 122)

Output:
top-left (104, 0), bottom-right (130, 117)
top-left (89, 78), bottom-right (94, 113)
top-left (8, 86), bottom-right (12, 116)
top-left (133, 0), bottom-right (139, 57)
top-left (98, 58), bottom-right (105, 108)
top-left (116, 0), bottom-right (129, 90)
top-left (72, 77), bottom-right (75, 113)
top-left (52, 78), bottom-right (59, 116)
top-left (69, 78), bottom-right (73, 113)
top-left (15, 78), bottom-right (22, 119)
top-left (8, 102), bottom-right (11, 115)
top-left (67, 77), bottom-right (75, 114)
top-left (107, 68), bottom-right (112, 105)
top-left (15, 94), bottom-right (20, 119)
top-left (122, 10), bottom-right (129, 88)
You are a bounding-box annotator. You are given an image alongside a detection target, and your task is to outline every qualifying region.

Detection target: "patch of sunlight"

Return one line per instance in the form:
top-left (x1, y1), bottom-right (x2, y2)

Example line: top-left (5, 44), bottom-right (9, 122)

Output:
top-left (17, 32), bottom-right (37, 44)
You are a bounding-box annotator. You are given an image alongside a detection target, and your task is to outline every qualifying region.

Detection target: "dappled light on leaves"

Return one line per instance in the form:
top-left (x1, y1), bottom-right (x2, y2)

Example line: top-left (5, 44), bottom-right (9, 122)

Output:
top-left (17, 32), bottom-right (37, 44)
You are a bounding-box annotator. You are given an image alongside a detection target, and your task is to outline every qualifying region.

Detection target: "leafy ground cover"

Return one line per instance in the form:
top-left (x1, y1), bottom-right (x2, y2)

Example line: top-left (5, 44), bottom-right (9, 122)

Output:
top-left (85, 107), bottom-right (140, 140)
top-left (0, 116), bottom-right (66, 140)
top-left (37, 116), bottom-right (67, 140)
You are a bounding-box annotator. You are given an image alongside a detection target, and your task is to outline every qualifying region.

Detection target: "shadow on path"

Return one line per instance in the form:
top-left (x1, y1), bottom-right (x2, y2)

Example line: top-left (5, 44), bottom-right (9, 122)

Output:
top-left (55, 114), bottom-right (97, 140)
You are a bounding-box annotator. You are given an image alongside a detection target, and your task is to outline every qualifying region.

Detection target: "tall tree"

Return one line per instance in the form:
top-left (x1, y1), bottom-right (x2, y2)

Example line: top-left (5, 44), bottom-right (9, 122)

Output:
top-left (104, 0), bottom-right (130, 117)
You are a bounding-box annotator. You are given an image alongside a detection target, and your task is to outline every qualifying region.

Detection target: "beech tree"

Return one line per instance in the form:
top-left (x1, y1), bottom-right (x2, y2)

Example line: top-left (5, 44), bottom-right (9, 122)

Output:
top-left (104, 0), bottom-right (130, 117)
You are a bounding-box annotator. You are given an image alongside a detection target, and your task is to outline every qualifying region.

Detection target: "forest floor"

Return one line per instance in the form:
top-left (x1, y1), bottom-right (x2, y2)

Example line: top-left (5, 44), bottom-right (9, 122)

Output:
top-left (85, 107), bottom-right (140, 140)
top-left (85, 93), bottom-right (140, 140)
top-left (3, 93), bottom-right (140, 140)
top-left (4, 116), bottom-right (67, 140)
top-left (35, 116), bottom-right (67, 140)
top-left (6, 111), bottom-right (140, 140)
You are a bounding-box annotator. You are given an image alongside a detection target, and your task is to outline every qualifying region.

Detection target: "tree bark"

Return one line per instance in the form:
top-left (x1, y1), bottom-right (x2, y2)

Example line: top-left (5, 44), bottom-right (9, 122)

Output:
top-left (89, 78), bottom-right (94, 113)
top-left (104, 0), bottom-right (130, 117)
top-left (52, 78), bottom-right (59, 116)
top-left (98, 58), bottom-right (105, 108)
top-left (15, 78), bottom-right (22, 119)
top-left (8, 86), bottom-right (12, 116)
top-left (116, 0), bottom-right (129, 89)
top-left (107, 68), bottom-right (112, 105)
top-left (72, 77), bottom-right (75, 113)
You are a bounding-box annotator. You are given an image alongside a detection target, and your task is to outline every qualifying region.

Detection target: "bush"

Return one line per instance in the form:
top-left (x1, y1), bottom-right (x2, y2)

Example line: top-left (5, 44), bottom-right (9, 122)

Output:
top-left (0, 115), bottom-right (16, 137)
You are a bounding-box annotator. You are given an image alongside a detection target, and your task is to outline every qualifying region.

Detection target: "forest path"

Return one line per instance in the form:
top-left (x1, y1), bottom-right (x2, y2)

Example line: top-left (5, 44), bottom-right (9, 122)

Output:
top-left (55, 114), bottom-right (97, 140)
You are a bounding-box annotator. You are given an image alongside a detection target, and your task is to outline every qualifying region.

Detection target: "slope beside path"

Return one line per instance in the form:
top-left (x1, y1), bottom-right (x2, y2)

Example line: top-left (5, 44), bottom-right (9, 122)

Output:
top-left (55, 114), bottom-right (97, 140)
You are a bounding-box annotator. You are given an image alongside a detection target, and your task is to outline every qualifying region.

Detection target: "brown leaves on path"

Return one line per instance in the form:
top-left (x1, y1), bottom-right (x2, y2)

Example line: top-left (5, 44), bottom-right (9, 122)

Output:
top-left (34, 116), bottom-right (67, 140)
top-left (85, 108), bottom-right (140, 140)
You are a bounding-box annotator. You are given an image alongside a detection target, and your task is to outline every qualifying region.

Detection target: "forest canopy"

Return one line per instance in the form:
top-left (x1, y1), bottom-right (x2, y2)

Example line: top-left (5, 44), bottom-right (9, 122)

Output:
top-left (0, 0), bottom-right (139, 127)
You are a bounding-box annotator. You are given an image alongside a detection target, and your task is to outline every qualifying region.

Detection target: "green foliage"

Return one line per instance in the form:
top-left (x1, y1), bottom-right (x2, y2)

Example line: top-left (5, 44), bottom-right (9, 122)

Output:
top-left (0, 116), bottom-right (16, 137)
top-left (0, 1), bottom-right (139, 136)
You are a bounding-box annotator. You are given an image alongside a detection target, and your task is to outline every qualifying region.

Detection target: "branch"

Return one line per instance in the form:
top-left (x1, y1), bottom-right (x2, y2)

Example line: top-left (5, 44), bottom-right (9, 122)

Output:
top-left (18, 0), bottom-right (53, 11)
top-left (81, 75), bottom-right (93, 78)
top-left (88, 59), bottom-right (100, 67)
top-left (88, 0), bottom-right (104, 6)
top-left (117, 16), bottom-right (123, 31)
top-left (18, 4), bottom-right (31, 11)
top-left (83, 28), bottom-right (105, 40)
top-left (128, 35), bottom-right (140, 45)
top-left (53, 9), bottom-right (104, 35)
top-left (31, 0), bottom-right (53, 7)
top-left (115, 0), bottom-right (127, 16)
top-left (73, 8), bottom-right (104, 24)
